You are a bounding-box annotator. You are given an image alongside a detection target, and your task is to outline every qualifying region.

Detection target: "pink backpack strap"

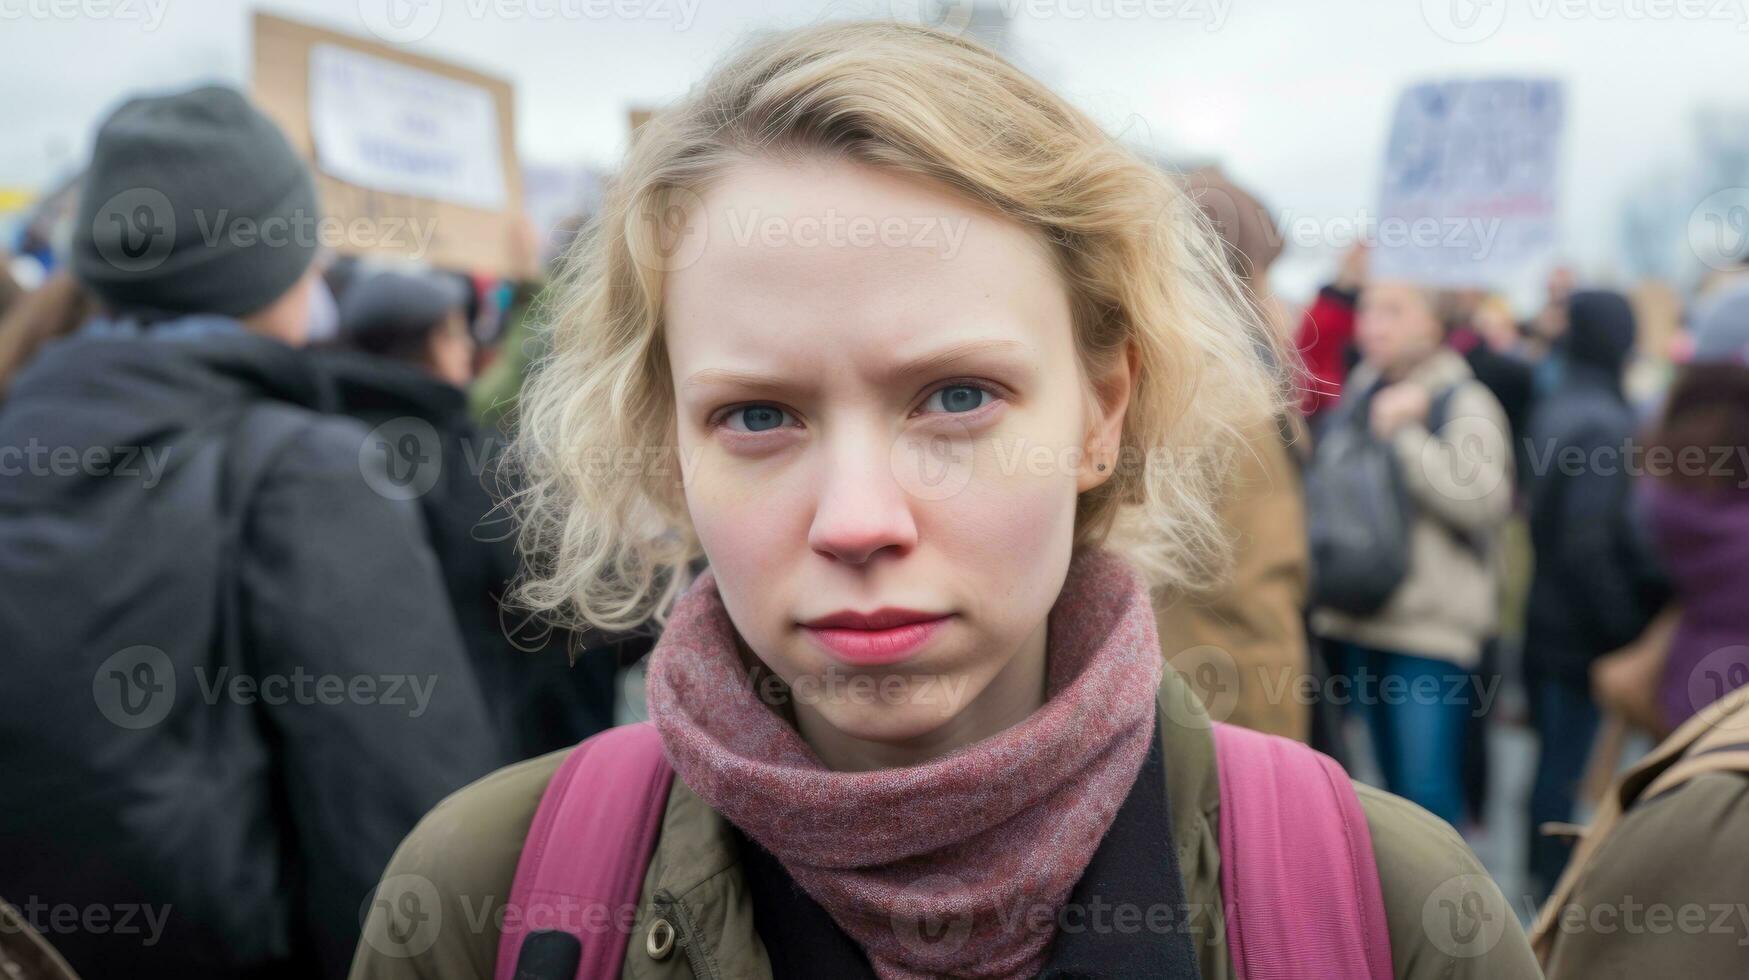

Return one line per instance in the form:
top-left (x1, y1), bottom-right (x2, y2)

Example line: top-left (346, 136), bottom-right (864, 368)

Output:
top-left (1212, 722), bottom-right (1393, 980)
top-left (494, 722), bottom-right (675, 980)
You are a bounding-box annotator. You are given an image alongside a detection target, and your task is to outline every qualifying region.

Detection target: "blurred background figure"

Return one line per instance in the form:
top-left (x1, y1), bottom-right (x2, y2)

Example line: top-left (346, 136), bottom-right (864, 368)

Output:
top-left (0, 85), bottom-right (499, 979)
top-left (1310, 281), bottom-right (1514, 828)
top-left (1643, 281), bottom-right (1749, 729)
top-left (1520, 289), bottom-right (1667, 901)
top-left (1154, 168), bottom-right (1312, 741)
top-left (321, 266), bottom-right (624, 759)
top-left (1294, 243), bottom-right (1366, 426)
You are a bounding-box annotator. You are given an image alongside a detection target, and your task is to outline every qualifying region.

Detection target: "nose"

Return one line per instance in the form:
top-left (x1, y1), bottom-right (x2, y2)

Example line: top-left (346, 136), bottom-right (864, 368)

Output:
top-left (807, 428), bottom-right (919, 566)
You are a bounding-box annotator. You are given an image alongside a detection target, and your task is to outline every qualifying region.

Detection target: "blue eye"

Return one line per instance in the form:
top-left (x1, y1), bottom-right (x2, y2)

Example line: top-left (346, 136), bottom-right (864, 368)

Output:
top-left (924, 384), bottom-right (991, 414)
top-left (724, 405), bottom-right (790, 432)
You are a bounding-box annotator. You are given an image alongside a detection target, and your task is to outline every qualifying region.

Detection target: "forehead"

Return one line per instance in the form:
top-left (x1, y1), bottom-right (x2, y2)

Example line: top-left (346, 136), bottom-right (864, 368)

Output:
top-left (662, 156), bottom-right (1072, 381)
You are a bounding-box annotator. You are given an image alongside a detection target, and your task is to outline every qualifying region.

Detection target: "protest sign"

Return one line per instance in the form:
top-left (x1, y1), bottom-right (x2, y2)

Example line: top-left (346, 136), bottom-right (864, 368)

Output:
top-left (251, 12), bottom-right (533, 278)
top-left (1375, 78), bottom-right (1564, 289)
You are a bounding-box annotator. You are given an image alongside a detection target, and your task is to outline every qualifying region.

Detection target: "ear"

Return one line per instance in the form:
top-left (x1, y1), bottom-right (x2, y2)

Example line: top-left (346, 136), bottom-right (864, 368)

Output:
top-left (1076, 340), bottom-right (1140, 493)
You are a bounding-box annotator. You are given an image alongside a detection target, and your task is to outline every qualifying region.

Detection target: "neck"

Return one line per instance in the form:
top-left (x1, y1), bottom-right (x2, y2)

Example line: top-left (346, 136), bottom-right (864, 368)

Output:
top-left (792, 616), bottom-right (1050, 772)
top-left (1382, 347), bottom-right (1437, 382)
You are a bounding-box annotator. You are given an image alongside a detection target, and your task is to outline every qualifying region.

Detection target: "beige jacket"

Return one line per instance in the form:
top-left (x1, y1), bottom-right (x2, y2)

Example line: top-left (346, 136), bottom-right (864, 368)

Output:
top-left (1312, 349), bottom-right (1514, 667)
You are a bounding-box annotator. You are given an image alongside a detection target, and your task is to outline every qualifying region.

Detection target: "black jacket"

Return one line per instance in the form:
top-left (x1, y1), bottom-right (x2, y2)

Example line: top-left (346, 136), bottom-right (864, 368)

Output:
top-left (1523, 292), bottom-right (1667, 683)
top-left (0, 321), bottom-right (501, 978)
top-left (312, 349), bottom-right (633, 761)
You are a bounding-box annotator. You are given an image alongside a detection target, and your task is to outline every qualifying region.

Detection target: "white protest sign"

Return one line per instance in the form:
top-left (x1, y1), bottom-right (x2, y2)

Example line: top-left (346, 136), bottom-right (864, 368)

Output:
top-left (308, 42), bottom-right (508, 212)
top-left (1375, 78), bottom-right (1564, 289)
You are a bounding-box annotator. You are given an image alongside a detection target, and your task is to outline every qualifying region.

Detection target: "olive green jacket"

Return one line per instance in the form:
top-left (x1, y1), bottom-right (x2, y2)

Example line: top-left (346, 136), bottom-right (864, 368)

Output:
top-left (350, 668), bottom-right (1540, 979)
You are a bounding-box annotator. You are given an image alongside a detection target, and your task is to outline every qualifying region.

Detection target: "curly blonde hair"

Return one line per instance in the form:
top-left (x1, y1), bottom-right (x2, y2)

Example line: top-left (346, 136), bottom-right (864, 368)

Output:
top-left (507, 20), bottom-right (1290, 636)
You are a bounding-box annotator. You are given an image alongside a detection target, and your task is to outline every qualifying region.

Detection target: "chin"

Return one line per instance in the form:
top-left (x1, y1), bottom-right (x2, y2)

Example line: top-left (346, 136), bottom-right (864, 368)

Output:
top-left (809, 696), bottom-right (966, 745)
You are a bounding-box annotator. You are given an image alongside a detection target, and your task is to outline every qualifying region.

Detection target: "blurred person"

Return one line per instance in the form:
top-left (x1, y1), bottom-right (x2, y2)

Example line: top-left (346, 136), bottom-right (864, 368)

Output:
top-left (1531, 683), bottom-right (1749, 977)
top-left (1531, 281), bottom-right (1749, 975)
top-left (1444, 292), bottom-right (1538, 827)
top-left (0, 85), bottom-right (498, 979)
top-left (354, 23), bottom-right (1537, 980)
top-left (1310, 282), bottom-right (1515, 828)
top-left (1643, 280), bottom-right (1749, 731)
top-left (1294, 243), bottom-right (1366, 423)
top-left (0, 272), bottom-right (98, 400)
top-left (322, 269), bottom-right (624, 759)
top-left (0, 260), bottom-right (23, 317)
top-left (1520, 290), bottom-right (1668, 900)
top-left (1159, 167), bottom-right (1312, 741)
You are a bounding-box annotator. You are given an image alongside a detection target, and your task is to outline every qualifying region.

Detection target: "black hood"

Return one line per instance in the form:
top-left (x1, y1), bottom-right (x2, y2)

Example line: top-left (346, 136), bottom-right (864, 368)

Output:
top-left (1562, 290), bottom-right (1637, 375)
top-left (306, 347), bottom-right (469, 426)
top-left (0, 326), bottom-right (325, 507)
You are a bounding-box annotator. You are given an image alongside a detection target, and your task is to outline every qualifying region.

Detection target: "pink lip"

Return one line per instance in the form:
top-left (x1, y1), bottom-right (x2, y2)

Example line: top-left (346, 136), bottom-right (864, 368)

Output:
top-left (800, 614), bottom-right (953, 666)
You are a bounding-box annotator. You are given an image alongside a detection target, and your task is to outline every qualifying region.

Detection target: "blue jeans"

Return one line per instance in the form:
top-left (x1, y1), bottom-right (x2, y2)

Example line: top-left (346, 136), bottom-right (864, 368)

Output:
top-left (1527, 674), bottom-right (1601, 901)
top-left (1330, 642), bottom-right (1473, 827)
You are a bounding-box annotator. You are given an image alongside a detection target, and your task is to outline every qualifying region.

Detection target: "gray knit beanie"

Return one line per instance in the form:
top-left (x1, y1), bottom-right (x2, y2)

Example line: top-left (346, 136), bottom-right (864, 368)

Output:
top-left (73, 84), bottom-right (318, 320)
top-left (1692, 279), bottom-right (1749, 366)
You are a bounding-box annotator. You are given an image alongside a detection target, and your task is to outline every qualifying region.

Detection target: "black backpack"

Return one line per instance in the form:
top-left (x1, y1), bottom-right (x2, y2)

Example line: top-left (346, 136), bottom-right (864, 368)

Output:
top-left (1306, 383), bottom-right (1461, 616)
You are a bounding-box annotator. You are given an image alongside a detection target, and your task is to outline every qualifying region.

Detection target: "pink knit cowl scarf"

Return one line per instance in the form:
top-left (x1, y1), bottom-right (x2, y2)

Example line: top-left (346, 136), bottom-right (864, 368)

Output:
top-left (644, 547), bottom-right (1164, 979)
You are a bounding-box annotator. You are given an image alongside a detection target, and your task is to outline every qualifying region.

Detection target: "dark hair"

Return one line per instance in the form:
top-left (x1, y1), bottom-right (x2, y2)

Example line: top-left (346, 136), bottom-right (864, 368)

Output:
top-left (1647, 362), bottom-right (1749, 494)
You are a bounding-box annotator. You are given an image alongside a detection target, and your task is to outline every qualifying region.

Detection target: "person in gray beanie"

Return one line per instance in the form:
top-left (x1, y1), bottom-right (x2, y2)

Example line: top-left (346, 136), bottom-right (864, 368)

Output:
top-left (72, 83), bottom-right (321, 335)
top-left (0, 85), bottom-right (500, 979)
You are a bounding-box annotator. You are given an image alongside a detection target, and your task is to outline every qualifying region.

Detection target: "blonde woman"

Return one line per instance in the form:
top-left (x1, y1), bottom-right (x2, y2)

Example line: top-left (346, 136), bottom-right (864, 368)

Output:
top-left (351, 22), bottom-right (1537, 980)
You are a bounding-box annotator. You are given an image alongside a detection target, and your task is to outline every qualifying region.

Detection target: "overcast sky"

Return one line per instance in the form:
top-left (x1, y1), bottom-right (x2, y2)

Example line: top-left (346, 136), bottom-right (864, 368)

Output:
top-left (3, 0), bottom-right (1746, 302)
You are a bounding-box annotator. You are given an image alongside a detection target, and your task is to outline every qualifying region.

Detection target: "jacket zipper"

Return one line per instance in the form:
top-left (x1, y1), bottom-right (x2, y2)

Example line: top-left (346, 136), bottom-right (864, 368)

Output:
top-left (653, 890), bottom-right (721, 980)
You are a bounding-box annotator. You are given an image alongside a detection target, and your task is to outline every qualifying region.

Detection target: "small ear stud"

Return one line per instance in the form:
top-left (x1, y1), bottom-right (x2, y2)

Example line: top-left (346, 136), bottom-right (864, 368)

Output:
top-left (1097, 463), bottom-right (1107, 472)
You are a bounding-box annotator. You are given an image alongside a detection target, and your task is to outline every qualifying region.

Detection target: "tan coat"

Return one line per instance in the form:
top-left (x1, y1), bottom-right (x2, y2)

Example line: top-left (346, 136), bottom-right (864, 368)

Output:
top-left (1312, 350), bottom-right (1514, 667)
top-left (1156, 417), bottom-right (1311, 741)
top-left (1533, 684), bottom-right (1749, 977)
top-left (350, 667), bottom-right (1541, 979)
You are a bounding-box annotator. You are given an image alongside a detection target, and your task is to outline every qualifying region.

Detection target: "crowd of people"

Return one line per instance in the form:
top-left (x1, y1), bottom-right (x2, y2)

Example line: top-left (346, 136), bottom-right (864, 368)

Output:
top-left (1, 18), bottom-right (1747, 980)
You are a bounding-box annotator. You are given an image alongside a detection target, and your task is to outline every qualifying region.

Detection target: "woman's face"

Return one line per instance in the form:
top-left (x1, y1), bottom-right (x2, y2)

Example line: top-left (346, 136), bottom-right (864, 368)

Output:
top-left (1357, 280), bottom-right (1442, 376)
top-left (663, 156), bottom-right (1130, 767)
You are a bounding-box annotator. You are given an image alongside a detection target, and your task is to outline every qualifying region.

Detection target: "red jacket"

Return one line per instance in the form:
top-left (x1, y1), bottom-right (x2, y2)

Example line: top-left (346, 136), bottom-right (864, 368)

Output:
top-left (1294, 285), bottom-right (1359, 417)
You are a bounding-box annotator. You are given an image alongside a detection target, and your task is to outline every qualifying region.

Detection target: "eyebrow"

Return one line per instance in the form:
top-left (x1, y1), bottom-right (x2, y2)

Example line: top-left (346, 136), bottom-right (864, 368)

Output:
top-left (682, 338), bottom-right (1034, 392)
